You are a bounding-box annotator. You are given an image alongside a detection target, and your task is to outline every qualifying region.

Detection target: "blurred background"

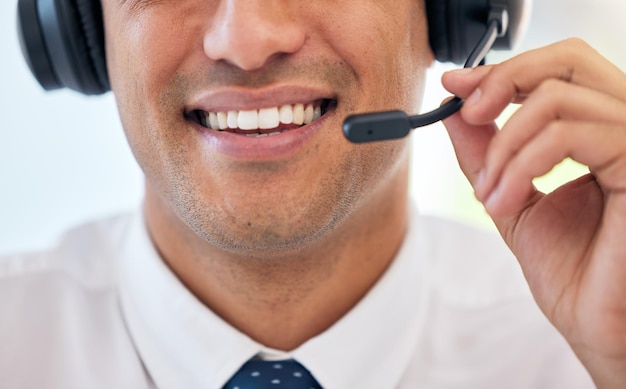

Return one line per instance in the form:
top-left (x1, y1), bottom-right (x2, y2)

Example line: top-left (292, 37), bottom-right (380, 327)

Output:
top-left (0, 0), bottom-right (625, 254)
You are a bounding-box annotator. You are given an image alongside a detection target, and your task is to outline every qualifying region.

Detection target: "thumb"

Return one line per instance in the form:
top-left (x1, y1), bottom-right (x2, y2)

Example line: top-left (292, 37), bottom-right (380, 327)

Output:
top-left (442, 105), bottom-right (499, 188)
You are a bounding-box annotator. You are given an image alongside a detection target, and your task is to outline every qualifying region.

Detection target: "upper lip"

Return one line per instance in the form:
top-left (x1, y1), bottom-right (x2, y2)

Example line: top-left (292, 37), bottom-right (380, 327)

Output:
top-left (187, 84), bottom-right (337, 113)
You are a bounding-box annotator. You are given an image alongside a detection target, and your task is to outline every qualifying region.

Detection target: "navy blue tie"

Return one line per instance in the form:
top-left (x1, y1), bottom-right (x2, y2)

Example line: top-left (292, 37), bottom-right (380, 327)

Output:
top-left (222, 359), bottom-right (323, 389)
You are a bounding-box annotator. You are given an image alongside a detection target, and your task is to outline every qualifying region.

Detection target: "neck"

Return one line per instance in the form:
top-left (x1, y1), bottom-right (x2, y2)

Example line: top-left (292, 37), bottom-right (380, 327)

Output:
top-left (144, 165), bottom-right (410, 351)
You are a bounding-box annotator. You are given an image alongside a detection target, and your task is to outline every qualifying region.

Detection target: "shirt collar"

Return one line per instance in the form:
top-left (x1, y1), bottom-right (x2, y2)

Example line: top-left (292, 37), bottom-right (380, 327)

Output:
top-left (118, 204), bottom-right (430, 388)
top-left (292, 203), bottom-right (431, 388)
top-left (118, 210), bottom-right (262, 388)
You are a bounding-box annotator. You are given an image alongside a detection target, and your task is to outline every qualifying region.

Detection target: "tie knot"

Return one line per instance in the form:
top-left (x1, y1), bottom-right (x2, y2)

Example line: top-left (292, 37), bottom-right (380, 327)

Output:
top-left (223, 359), bottom-right (322, 389)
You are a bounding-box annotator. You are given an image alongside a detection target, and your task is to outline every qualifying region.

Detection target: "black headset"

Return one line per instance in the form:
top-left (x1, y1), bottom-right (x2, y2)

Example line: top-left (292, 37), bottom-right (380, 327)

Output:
top-left (17, 0), bottom-right (530, 96)
top-left (18, 0), bottom-right (108, 95)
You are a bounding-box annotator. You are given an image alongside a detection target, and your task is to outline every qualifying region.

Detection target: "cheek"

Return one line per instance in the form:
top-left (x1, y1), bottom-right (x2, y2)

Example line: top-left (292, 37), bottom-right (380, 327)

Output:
top-left (378, 9), bottom-right (431, 109)
top-left (318, 2), bottom-right (431, 113)
top-left (104, 3), bottom-right (203, 114)
top-left (103, 7), bottom-right (199, 184)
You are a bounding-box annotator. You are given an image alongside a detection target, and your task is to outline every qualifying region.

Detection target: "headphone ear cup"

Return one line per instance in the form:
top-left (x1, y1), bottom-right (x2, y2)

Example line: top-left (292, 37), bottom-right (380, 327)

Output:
top-left (17, 0), bottom-right (109, 95)
top-left (425, 0), bottom-right (451, 63)
top-left (18, 0), bottom-right (59, 89)
top-left (427, 0), bottom-right (529, 65)
top-left (427, 0), bottom-right (491, 65)
top-left (74, 0), bottom-right (109, 94)
top-left (492, 0), bottom-right (532, 51)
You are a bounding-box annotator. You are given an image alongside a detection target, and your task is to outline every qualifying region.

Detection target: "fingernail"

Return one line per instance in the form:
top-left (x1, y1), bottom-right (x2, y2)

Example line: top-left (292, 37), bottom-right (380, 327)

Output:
top-left (466, 88), bottom-right (482, 106)
top-left (448, 68), bottom-right (474, 76)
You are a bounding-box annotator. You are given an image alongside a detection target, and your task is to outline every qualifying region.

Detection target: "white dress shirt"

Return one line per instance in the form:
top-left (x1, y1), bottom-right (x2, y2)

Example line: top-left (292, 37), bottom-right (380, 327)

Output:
top-left (0, 204), bottom-right (594, 388)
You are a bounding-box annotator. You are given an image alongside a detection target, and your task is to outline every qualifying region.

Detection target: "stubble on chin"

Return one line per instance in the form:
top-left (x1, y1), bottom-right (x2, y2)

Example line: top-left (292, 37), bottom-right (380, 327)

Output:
top-left (129, 56), bottom-right (411, 258)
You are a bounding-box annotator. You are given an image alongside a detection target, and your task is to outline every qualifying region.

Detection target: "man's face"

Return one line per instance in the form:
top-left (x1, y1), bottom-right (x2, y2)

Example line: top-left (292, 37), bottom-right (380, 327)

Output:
top-left (102, 0), bottom-right (432, 255)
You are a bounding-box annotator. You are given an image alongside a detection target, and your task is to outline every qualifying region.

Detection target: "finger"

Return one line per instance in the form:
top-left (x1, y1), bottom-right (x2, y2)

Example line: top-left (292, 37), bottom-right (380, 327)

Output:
top-left (441, 108), bottom-right (499, 188)
top-left (441, 65), bottom-right (493, 98)
top-left (484, 120), bottom-right (626, 217)
top-left (476, 79), bottom-right (626, 201)
top-left (443, 66), bottom-right (529, 106)
top-left (449, 39), bottom-right (626, 125)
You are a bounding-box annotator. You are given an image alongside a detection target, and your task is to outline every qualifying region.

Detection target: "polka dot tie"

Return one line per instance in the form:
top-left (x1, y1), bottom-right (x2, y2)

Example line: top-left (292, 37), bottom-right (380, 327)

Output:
top-left (222, 359), bottom-right (323, 389)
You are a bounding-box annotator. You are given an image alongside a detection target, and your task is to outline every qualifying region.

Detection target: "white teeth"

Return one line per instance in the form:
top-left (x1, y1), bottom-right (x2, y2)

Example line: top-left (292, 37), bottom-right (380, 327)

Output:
top-left (279, 105), bottom-right (293, 124)
top-left (293, 104), bottom-right (304, 125)
top-left (227, 111), bottom-right (238, 129)
top-left (303, 104), bottom-right (314, 125)
top-left (217, 112), bottom-right (228, 130)
top-left (258, 107), bottom-right (280, 129)
top-left (238, 110), bottom-right (258, 130)
top-left (202, 102), bottom-right (326, 132)
top-left (208, 112), bottom-right (219, 130)
top-left (246, 131), bottom-right (280, 138)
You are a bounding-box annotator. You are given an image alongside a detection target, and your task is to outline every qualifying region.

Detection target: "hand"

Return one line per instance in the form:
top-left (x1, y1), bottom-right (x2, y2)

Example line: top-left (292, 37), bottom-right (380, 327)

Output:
top-left (441, 38), bottom-right (626, 388)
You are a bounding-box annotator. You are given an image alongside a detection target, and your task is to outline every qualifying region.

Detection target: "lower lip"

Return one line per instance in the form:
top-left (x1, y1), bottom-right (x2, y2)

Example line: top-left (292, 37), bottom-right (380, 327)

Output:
top-left (195, 111), bottom-right (332, 161)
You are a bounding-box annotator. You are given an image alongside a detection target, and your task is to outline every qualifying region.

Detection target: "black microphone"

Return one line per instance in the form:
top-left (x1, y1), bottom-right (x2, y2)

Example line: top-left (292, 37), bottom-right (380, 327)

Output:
top-left (343, 6), bottom-right (509, 143)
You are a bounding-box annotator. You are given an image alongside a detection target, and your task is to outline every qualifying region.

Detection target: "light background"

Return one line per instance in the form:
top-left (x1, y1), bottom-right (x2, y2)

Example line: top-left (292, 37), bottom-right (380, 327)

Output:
top-left (1, 0), bottom-right (625, 254)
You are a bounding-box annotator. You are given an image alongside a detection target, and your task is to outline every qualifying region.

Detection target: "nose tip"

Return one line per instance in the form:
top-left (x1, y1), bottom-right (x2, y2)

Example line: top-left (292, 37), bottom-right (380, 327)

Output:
top-left (203, 1), bottom-right (306, 71)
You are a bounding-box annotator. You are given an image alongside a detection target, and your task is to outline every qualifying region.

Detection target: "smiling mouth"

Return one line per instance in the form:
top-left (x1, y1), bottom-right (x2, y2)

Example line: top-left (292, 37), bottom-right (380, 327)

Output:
top-left (187, 99), bottom-right (335, 137)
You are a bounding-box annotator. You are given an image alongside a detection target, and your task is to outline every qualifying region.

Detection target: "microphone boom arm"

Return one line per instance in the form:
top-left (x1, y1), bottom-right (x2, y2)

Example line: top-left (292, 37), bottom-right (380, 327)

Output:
top-left (343, 7), bottom-right (508, 143)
